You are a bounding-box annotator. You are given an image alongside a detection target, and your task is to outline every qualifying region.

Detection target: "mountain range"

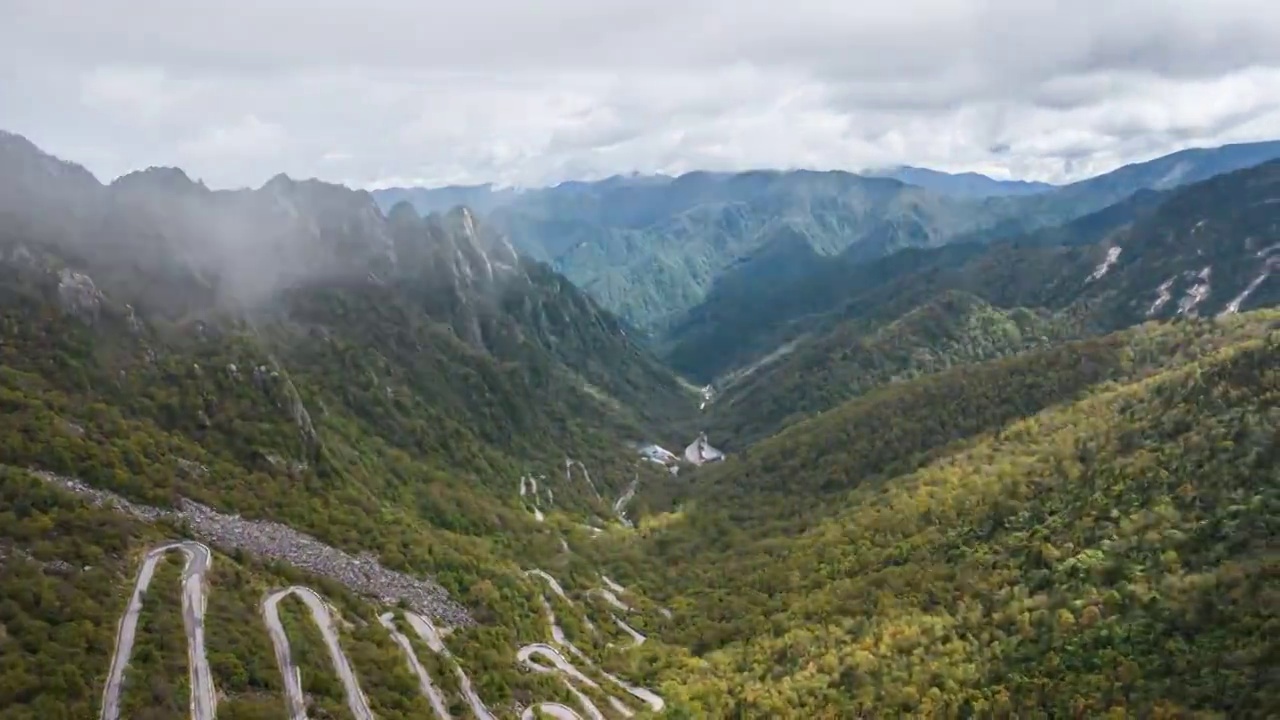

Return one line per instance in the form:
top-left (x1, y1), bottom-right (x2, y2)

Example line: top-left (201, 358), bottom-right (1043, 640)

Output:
top-left (374, 140), bottom-right (1280, 336)
top-left (681, 159), bottom-right (1280, 446)
top-left (1, 128), bottom-right (1278, 718)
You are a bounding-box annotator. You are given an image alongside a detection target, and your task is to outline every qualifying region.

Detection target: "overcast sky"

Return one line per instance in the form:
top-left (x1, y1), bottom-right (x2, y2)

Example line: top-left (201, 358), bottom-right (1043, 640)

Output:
top-left (3, 0), bottom-right (1280, 190)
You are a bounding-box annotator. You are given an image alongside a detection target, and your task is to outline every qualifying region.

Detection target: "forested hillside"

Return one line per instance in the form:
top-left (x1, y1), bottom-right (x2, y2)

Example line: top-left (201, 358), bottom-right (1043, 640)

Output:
top-left (598, 311), bottom-right (1280, 717)
top-left (700, 292), bottom-right (1078, 448)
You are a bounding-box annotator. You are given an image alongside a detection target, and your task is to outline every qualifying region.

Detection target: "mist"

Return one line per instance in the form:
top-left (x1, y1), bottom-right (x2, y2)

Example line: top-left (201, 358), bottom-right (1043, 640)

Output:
top-left (0, 129), bottom-right (524, 322)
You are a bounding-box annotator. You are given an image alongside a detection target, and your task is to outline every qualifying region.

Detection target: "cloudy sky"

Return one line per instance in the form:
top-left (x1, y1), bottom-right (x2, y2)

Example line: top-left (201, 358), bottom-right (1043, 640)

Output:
top-left (3, 0), bottom-right (1280, 190)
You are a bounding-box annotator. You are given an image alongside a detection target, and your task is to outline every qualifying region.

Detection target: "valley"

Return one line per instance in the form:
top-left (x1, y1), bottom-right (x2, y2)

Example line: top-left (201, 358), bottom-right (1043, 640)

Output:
top-left (0, 130), bottom-right (1277, 719)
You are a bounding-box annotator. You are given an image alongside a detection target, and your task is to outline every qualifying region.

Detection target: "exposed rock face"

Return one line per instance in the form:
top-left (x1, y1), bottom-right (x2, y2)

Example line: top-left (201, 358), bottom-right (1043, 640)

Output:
top-left (33, 471), bottom-right (473, 626)
top-left (267, 357), bottom-right (319, 447)
top-left (56, 267), bottom-right (104, 321)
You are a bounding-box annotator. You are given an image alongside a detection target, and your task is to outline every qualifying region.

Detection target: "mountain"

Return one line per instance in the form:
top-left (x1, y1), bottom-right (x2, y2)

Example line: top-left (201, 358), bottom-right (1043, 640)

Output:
top-left (3, 130), bottom-right (1279, 719)
top-left (978, 139), bottom-right (1280, 239)
top-left (374, 140), bottom-right (1280, 335)
top-left (676, 159), bottom-right (1280, 447)
top-left (1059, 139), bottom-right (1280, 200)
top-left (670, 157), bottom-right (1280, 386)
top-left (372, 182), bottom-right (525, 216)
top-left (1, 133), bottom-right (692, 429)
top-left (868, 165), bottom-right (1056, 197)
top-left (696, 291), bottom-right (1077, 447)
top-left (657, 188), bottom-right (1160, 384)
top-left (392, 170), bottom-right (1013, 332)
top-left (374, 170), bottom-right (1023, 331)
top-left (0, 132), bottom-right (695, 717)
top-left (374, 173), bottom-right (676, 224)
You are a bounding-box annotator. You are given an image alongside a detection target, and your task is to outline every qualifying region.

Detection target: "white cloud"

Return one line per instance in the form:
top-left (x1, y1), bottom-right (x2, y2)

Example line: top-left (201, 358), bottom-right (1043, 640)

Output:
top-left (79, 66), bottom-right (192, 124)
top-left (2, 0), bottom-right (1280, 188)
top-left (173, 115), bottom-right (287, 185)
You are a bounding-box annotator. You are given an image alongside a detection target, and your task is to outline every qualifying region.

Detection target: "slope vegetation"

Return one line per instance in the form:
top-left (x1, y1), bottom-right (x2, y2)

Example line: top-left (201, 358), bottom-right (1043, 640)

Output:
top-left (610, 311), bottom-right (1280, 717)
top-left (704, 291), bottom-right (1074, 447)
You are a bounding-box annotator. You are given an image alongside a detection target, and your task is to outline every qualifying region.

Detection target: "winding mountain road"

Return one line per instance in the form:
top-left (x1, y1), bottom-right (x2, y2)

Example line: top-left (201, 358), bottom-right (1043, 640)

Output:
top-left (402, 611), bottom-right (497, 720)
top-left (378, 612), bottom-right (452, 719)
top-left (100, 541), bottom-right (216, 720)
top-left (565, 459), bottom-right (601, 500)
top-left (521, 569), bottom-right (665, 717)
top-left (529, 569), bottom-right (596, 635)
top-left (589, 587), bottom-right (630, 613)
top-left (520, 475), bottom-right (546, 522)
top-left (521, 701), bottom-right (587, 720)
top-left (518, 644), bottom-right (604, 720)
top-left (263, 586), bottom-right (375, 720)
top-left (98, 550), bottom-right (657, 720)
top-left (612, 474), bottom-right (639, 528)
top-left (97, 471), bottom-right (660, 720)
top-left (613, 617), bottom-right (646, 647)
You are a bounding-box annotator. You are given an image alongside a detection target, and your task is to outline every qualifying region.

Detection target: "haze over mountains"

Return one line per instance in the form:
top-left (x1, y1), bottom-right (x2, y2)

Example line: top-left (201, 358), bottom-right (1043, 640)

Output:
top-left (372, 163), bottom-right (1058, 217)
top-left (2, 123), bottom-right (1279, 719)
top-left (373, 140), bottom-right (1280, 336)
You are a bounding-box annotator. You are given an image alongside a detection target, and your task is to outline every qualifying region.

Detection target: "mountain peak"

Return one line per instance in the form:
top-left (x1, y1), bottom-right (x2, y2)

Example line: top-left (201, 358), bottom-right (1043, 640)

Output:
top-left (442, 205), bottom-right (481, 237)
top-left (111, 166), bottom-right (205, 194)
top-left (0, 128), bottom-right (102, 190)
top-left (258, 173), bottom-right (384, 226)
top-left (386, 200), bottom-right (423, 225)
top-left (0, 128), bottom-right (33, 149)
top-left (262, 172), bottom-right (295, 190)
top-left (867, 165), bottom-right (1056, 197)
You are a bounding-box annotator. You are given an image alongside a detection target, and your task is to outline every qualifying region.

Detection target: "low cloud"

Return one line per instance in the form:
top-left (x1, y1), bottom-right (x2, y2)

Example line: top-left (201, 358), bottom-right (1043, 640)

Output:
top-left (3, 0), bottom-right (1280, 188)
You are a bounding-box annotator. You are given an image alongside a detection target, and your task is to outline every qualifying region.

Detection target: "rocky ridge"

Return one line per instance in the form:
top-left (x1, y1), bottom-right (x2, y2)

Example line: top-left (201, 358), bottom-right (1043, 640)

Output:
top-left (32, 470), bottom-right (473, 626)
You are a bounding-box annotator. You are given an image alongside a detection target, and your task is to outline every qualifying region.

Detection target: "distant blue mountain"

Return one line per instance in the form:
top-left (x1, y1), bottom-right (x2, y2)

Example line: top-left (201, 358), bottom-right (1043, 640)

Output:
top-left (371, 183), bottom-right (521, 216)
top-left (867, 166), bottom-right (1056, 197)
